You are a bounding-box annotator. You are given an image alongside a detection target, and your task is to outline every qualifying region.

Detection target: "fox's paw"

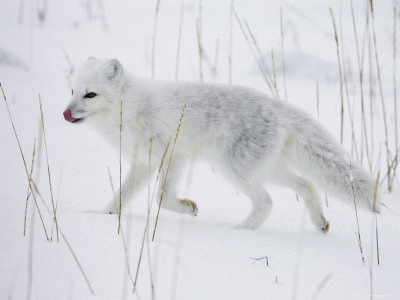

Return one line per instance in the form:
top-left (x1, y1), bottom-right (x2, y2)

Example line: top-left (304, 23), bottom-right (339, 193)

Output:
top-left (311, 214), bottom-right (330, 233)
top-left (320, 220), bottom-right (330, 233)
top-left (317, 216), bottom-right (329, 233)
top-left (179, 199), bottom-right (198, 216)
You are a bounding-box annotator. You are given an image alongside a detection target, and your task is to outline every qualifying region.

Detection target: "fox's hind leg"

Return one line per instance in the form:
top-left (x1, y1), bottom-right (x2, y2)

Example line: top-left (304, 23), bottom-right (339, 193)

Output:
top-left (272, 168), bottom-right (329, 232)
top-left (234, 181), bottom-right (273, 229)
top-left (157, 157), bottom-right (198, 216)
top-left (219, 165), bottom-right (272, 229)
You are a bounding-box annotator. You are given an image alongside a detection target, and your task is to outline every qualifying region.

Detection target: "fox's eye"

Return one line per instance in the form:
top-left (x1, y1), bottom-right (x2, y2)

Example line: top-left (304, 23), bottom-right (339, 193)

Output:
top-left (84, 92), bottom-right (97, 99)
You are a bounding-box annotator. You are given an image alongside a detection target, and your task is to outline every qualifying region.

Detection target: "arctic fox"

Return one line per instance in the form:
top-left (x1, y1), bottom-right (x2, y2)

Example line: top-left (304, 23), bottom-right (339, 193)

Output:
top-left (63, 58), bottom-right (379, 232)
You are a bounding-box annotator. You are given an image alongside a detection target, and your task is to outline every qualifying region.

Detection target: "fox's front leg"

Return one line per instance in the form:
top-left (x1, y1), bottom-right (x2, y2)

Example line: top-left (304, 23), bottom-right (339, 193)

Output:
top-left (156, 157), bottom-right (198, 216)
top-left (103, 163), bottom-right (149, 214)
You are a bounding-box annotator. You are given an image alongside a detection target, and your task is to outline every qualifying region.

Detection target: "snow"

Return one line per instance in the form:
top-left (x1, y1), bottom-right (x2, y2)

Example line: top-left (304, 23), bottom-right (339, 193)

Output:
top-left (1, 0), bottom-right (399, 299)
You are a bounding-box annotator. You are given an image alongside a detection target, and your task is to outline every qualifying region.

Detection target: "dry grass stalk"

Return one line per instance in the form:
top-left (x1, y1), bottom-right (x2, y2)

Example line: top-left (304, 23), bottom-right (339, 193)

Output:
top-left (51, 169), bottom-right (63, 241)
top-left (32, 180), bottom-right (96, 295)
top-left (243, 19), bottom-right (277, 96)
top-left (121, 224), bottom-right (135, 298)
top-left (61, 231), bottom-right (96, 295)
top-left (123, 137), bottom-right (169, 296)
top-left (23, 164), bottom-right (95, 295)
top-left (348, 160), bottom-right (365, 263)
top-left (390, 5), bottom-right (399, 191)
top-left (330, 8), bottom-right (344, 145)
top-left (27, 193), bottom-right (35, 300)
top-left (120, 220), bottom-right (135, 296)
top-left (1, 83), bottom-right (49, 240)
top-left (373, 171), bottom-right (380, 265)
top-left (134, 138), bottom-right (171, 299)
top-left (133, 139), bottom-right (154, 295)
top-left (39, 95), bottom-right (59, 242)
top-left (118, 98), bottom-right (123, 234)
top-left (369, 171), bottom-right (380, 300)
top-left (271, 48), bottom-right (279, 98)
top-left (151, 0), bottom-right (161, 80)
top-left (369, 0), bottom-right (392, 191)
top-left (29, 178), bottom-right (50, 241)
top-left (107, 166), bottom-right (114, 194)
top-left (196, 21), bottom-right (202, 82)
top-left (26, 172), bottom-right (95, 295)
top-left (24, 139), bottom-right (36, 236)
top-left (145, 138), bottom-right (155, 300)
top-left (148, 139), bottom-right (171, 210)
top-left (316, 82), bottom-right (320, 120)
top-left (366, 6), bottom-right (377, 168)
top-left (197, 0), bottom-right (204, 82)
top-left (211, 38), bottom-right (220, 77)
top-left (152, 103), bottom-right (187, 241)
top-left (234, 13), bottom-right (275, 96)
top-left (147, 139), bottom-right (154, 214)
top-left (350, 0), bottom-right (371, 168)
top-left (133, 222), bottom-right (150, 293)
top-left (339, 7), bottom-right (359, 161)
top-left (175, 3), bottom-right (184, 81)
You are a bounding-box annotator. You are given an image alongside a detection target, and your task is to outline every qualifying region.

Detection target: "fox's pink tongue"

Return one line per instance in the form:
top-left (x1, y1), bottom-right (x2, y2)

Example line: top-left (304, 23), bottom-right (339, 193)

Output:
top-left (63, 108), bottom-right (74, 122)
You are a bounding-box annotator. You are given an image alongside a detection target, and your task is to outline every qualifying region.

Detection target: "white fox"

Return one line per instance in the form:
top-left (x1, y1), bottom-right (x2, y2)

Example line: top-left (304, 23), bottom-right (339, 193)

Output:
top-left (63, 58), bottom-right (379, 232)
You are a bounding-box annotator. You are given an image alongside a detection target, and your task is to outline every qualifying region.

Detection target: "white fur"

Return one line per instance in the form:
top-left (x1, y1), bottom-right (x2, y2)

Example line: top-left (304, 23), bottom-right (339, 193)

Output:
top-left (65, 58), bottom-right (380, 231)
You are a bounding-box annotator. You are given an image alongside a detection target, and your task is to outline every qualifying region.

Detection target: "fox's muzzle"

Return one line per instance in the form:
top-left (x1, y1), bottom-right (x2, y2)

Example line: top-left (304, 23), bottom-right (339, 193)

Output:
top-left (63, 108), bottom-right (82, 123)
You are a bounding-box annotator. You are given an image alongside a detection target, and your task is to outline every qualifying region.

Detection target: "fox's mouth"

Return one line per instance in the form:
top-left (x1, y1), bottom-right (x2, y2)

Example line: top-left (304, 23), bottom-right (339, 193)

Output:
top-left (71, 118), bottom-right (84, 123)
top-left (63, 108), bottom-right (84, 123)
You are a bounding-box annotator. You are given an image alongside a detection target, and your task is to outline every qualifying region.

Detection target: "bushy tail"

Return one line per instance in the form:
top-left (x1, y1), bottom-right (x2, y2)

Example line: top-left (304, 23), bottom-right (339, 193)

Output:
top-left (288, 117), bottom-right (379, 212)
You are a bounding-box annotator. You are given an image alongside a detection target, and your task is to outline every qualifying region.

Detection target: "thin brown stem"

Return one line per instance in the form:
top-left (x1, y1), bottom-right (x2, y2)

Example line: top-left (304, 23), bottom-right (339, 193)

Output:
top-left (175, 3), bottom-right (184, 81)
top-left (118, 98), bottom-right (123, 234)
top-left (340, 6), bottom-right (359, 161)
top-left (235, 13), bottom-right (275, 96)
top-left (391, 5), bottom-right (398, 191)
top-left (39, 96), bottom-right (59, 242)
top-left (151, 0), bottom-right (161, 80)
top-left (316, 82), bottom-right (320, 120)
top-left (271, 48), bottom-right (279, 98)
top-left (369, 0), bottom-right (392, 191)
top-left (330, 8), bottom-right (344, 145)
top-left (1, 83), bottom-right (49, 240)
top-left (24, 139), bottom-right (36, 236)
top-left (348, 160), bottom-right (365, 263)
top-left (152, 103), bottom-right (187, 241)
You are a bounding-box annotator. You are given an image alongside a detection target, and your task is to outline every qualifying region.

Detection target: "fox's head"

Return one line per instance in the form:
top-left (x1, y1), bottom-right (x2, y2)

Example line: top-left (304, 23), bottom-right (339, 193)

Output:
top-left (63, 58), bottom-right (123, 123)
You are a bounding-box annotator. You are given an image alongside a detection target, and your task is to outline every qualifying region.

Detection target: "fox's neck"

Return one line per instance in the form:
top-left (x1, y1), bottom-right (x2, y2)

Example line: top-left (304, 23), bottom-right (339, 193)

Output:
top-left (121, 73), bottom-right (154, 102)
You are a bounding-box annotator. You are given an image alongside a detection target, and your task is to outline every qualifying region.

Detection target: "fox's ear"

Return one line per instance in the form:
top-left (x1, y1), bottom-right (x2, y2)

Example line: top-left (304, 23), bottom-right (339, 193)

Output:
top-left (103, 59), bottom-right (123, 82)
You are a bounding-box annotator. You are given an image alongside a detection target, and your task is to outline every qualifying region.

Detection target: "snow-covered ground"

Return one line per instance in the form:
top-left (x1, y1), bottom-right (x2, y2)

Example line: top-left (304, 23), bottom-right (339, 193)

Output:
top-left (1, 0), bottom-right (399, 299)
